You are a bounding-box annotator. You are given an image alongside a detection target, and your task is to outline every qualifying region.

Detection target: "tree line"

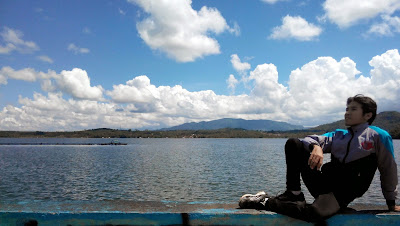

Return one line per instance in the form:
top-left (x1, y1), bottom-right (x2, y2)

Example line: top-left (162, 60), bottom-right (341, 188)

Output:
top-left (1, 127), bottom-right (399, 139)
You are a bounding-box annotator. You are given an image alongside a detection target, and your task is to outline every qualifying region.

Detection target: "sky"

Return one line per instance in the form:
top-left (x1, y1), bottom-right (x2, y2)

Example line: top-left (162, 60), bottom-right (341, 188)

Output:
top-left (1, 0), bottom-right (400, 131)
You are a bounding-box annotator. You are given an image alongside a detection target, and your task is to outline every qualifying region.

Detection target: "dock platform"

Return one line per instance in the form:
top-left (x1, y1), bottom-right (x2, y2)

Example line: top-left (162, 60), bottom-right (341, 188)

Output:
top-left (1, 200), bottom-right (399, 225)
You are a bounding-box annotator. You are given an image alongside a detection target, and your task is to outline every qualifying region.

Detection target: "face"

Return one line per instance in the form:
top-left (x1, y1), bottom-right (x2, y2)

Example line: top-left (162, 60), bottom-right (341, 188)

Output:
top-left (344, 101), bottom-right (372, 126)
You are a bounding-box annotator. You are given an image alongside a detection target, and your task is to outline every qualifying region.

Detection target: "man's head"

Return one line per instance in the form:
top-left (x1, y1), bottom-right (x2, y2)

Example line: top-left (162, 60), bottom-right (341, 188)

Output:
top-left (345, 94), bottom-right (377, 126)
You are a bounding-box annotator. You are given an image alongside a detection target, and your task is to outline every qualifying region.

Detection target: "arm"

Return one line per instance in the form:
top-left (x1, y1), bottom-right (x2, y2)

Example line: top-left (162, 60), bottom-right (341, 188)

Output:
top-left (302, 130), bottom-right (342, 170)
top-left (308, 144), bottom-right (324, 170)
top-left (301, 129), bottom-right (344, 153)
top-left (374, 129), bottom-right (398, 211)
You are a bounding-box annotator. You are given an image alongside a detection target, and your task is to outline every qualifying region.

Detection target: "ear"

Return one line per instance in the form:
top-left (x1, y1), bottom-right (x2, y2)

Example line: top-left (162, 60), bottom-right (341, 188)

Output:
top-left (363, 112), bottom-right (373, 121)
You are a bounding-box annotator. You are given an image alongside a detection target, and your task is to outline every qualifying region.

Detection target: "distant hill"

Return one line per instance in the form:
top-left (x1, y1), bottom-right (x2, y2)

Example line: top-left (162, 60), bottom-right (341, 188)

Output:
top-left (161, 118), bottom-right (304, 131)
top-left (1, 112), bottom-right (399, 139)
top-left (308, 111), bottom-right (400, 138)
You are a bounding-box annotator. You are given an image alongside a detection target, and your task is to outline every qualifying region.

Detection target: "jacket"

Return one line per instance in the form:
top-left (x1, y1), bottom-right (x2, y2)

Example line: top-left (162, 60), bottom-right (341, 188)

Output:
top-left (302, 123), bottom-right (398, 202)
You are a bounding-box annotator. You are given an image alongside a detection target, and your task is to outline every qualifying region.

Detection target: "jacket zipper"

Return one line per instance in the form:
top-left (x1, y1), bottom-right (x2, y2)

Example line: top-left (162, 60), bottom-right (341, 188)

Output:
top-left (342, 129), bottom-right (354, 163)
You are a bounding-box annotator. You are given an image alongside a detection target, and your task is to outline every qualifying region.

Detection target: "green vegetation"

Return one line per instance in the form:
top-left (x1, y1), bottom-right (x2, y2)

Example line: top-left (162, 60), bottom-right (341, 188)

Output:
top-left (1, 111), bottom-right (399, 139)
top-left (1, 127), bottom-right (397, 139)
top-left (0, 128), bottom-right (296, 139)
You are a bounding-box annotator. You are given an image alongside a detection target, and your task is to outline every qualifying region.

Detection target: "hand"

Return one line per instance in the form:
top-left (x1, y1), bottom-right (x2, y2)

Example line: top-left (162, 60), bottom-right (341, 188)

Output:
top-left (388, 205), bottom-right (400, 211)
top-left (308, 145), bottom-right (323, 170)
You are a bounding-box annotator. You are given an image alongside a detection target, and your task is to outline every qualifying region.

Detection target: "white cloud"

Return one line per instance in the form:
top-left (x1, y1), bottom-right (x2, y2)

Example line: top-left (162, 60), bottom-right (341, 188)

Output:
top-left (106, 75), bottom-right (158, 103)
top-left (368, 49), bottom-right (400, 110)
top-left (0, 27), bottom-right (39, 54)
top-left (37, 55), bottom-right (54, 63)
top-left (119, 8), bottom-right (126, 15)
top-left (227, 74), bottom-right (239, 94)
top-left (0, 43), bottom-right (15, 54)
top-left (368, 23), bottom-right (392, 36)
top-left (231, 54), bottom-right (251, 72)
top-left (0, 66), bottom-right (102, 101)
top-left (68, 43), bottom-right (90, 54)
top-left (261, 0), bottom-right (285, 4)
top-left (323, 0), bottom-right (400, 28)
top-left (82, 27), bottom-right (92, 34)
top-left (57, 68), bottom-right (103, 100)
top-left (228, 21), bottom-right (241, 36)
top-left (128, 0), bottom-right (237, 62)
top-left (367, 15), bottom-right (400, 36)
top-left (286, 56), bottom-right (369, 123)
top-left (249, 63), bottom-right (289, 107)
top-left (1, 50), bottom-right (400, 131)
top-left (0, 66), bottom-right (58, 86)
top-left (0, 73), bottom-right (7, 85)
top-left (269, 15), bottom-right (322, 41)
top-left (0, 66), bottom-right (42, 83)
top-left (0, 92), bottom-right (120, 131)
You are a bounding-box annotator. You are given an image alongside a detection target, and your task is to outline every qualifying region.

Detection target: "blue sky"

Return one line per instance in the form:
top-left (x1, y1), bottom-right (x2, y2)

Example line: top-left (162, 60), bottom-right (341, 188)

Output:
top-left (1, 0), bottom-right (400, 131)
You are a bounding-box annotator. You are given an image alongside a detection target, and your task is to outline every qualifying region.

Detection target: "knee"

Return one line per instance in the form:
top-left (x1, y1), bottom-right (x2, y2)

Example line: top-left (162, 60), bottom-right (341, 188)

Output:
top-left (308, 193), bottom-right (341, 221)
top-left (285, 138), bottom-right (302, 151)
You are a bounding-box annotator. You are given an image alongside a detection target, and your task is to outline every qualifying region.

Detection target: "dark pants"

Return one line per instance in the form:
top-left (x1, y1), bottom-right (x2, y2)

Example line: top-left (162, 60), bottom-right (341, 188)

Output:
top-left (285, 137), bottom-right (330, 197)
top-left (268, 138), bottom-right (377, 222)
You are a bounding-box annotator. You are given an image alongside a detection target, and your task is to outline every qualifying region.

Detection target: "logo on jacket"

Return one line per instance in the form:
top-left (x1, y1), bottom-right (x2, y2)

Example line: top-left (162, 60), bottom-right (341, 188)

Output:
top-left (361, 141), bottom-right (374, 150)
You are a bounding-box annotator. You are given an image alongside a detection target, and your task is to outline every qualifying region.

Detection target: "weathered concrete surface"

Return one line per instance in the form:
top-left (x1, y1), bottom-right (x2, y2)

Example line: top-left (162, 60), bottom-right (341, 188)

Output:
top-left (0, 201), bottom-right (399, 225)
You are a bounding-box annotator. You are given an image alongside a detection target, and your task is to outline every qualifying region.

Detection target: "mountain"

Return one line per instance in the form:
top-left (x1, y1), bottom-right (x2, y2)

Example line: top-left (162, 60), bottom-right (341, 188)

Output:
top-left (161, 118), bottom-right (304, 131)
top-left (308, 111), bottom-right (400, 138)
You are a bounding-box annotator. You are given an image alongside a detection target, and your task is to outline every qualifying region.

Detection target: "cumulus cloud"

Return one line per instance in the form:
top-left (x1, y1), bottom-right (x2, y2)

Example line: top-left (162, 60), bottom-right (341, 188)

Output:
top-left (269, 15), bottom-right (322, 41)
top-left (0, 66), bottom-right (103, 100)
top-left (57, 68), bottom-right (103, 100)
top-left (1, 50), bottom-right (400, 131)
top-left (249, 63), bottom-right (289, 107)
top-left (68, 43), bottom-right (90, 54)
top-left (229, 54), bottom-right (252, 92)
top-left (128, 0), bottom-right (238, 62)
top-left (106, 75), bottom-right (158, 103)
top-left (0, 92), bottom-right (120, 131)
top-left (0, 66), bottom-right (57, 85)
top-left (323, 0), bottom-right (400, 28)
top-left (368, 49), bottom-right (400, 110)
top-left (0, 27), bottom-right (39, 54)
top-left (286, 56), bottom-right (369, 123)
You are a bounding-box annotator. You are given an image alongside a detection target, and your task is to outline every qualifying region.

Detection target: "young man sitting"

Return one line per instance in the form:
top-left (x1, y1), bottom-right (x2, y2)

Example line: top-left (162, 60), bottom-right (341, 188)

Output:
top-left (239, 94), bottom-right (399, 222)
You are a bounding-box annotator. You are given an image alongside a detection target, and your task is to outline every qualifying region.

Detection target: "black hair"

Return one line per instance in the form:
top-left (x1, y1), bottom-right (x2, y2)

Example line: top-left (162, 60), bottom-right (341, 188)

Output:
top-left (347, 94), bottom-right (377, 125)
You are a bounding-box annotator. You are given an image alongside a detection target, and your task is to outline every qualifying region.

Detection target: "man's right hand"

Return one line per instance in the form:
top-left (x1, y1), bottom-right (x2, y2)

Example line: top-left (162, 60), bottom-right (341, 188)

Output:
top-left (308, 145), bottom-right (323, 170)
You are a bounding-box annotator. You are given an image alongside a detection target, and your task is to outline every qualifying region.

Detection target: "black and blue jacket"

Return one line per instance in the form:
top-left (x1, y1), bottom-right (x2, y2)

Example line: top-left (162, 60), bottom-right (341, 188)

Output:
top-left (302, 123), bottom-right (397, 204)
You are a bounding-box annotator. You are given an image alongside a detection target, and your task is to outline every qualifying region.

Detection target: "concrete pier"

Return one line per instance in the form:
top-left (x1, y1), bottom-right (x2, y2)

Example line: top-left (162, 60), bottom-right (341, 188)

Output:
top-left (1, 200), bottom-right (399, 225)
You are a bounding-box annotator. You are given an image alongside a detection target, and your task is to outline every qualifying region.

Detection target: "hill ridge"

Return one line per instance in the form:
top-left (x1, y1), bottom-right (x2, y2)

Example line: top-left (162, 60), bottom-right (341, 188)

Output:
top-left (161, 118), bottom-right (304, 131)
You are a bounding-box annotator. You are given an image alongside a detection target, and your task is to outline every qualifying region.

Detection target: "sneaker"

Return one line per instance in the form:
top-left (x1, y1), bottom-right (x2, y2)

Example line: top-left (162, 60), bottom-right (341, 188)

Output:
top-left (276, 190), bottom-right (306, 204)
top-left (239, 191), bottom-right (269, 209)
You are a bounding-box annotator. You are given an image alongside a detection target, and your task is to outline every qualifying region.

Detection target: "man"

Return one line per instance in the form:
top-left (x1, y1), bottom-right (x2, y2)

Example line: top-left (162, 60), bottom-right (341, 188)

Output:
top-left (239, 94), bottom-right (399, 222)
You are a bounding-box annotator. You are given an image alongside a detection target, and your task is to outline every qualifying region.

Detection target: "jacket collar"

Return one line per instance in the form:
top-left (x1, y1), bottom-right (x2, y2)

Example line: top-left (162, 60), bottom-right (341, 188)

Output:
top-left (348, 122), bottom-right (369, 134)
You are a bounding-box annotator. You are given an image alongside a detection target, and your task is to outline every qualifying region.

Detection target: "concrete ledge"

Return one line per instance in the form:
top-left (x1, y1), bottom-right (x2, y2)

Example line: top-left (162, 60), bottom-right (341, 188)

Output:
top-left (1, 201), bottom-right (399, 225)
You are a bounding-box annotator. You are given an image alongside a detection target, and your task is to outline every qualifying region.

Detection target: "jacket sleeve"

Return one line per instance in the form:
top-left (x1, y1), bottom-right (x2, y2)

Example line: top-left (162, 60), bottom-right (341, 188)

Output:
top-left (301, 130), bottom-right (340, 153)
top-left (375, 130), bottom-right (398, 201)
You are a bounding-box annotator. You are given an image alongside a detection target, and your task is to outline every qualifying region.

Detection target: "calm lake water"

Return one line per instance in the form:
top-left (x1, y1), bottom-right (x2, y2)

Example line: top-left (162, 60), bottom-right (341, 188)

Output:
top-left (0, 138), bottom-right (399, 205)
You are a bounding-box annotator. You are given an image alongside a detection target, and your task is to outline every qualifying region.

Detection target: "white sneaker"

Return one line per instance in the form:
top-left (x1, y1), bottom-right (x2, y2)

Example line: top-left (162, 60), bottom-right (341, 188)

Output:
top-left (239, 191), bottom-right (269, 209)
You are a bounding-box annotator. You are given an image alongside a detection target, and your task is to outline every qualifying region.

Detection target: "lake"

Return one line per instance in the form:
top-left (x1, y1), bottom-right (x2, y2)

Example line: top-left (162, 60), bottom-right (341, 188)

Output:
top-left (0, 138), bottom-right (399, 205)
